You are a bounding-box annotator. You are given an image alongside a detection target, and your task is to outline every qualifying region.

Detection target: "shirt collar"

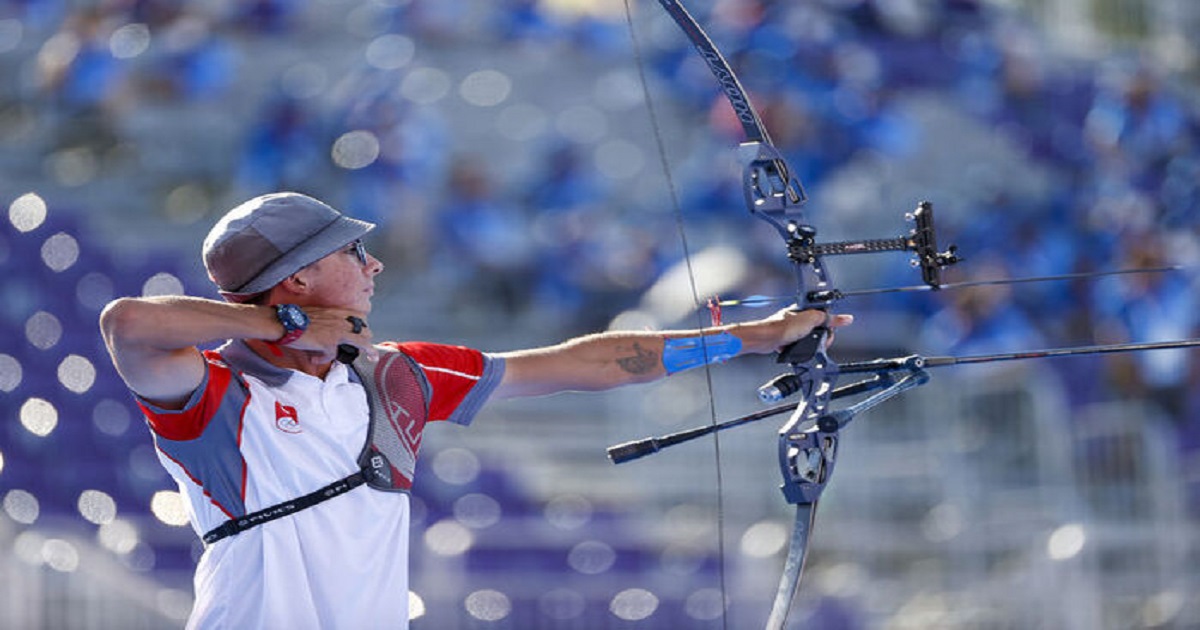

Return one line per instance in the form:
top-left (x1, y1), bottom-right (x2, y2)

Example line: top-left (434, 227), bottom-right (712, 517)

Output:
top-left (217, 339), bottom-right (362, 387)
top-left (218, 339), bottom-right (292, 387)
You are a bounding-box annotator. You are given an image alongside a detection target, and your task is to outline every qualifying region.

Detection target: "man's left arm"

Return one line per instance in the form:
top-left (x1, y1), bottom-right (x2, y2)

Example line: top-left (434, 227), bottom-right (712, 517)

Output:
top-left (493, 309), bottom-right (852, 399)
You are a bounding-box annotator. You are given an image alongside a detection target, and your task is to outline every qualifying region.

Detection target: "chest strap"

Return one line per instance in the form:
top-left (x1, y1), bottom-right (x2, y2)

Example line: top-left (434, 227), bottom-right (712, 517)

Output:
top-left (202, 470), bottom-right (367, 545)
top-left (201, 348), bottom-right (425, 546)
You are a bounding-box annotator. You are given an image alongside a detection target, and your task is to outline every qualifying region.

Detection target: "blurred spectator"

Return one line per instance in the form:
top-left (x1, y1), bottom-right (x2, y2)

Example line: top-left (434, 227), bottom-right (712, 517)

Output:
top-left (434, 158), bottom-right (537, 318)
top-left (142, 11), bottom-right (237, 101)
top-left (918, 257), bottom-right (1046, 358)
top-left (234, 94), bottom-right (328, 193)
top-left (1084, 62), bottom-right (1189, 196)
top-left (1092, 233), bottom-right (1197, 420)
top-left (232, 0), bottom-right (299, 35)
top-left (34, 6), bottom-right (131, 149)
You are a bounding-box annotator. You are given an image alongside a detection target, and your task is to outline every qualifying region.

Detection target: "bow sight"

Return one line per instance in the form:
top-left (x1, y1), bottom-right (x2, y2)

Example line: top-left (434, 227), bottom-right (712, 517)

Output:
top-left (794, 200), bottom-right (962, 303)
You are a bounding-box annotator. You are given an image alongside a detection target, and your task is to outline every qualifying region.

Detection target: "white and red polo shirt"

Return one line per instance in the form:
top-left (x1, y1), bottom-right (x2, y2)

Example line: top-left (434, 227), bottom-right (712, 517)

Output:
top-left (136, 339), bottom-right (503, 629)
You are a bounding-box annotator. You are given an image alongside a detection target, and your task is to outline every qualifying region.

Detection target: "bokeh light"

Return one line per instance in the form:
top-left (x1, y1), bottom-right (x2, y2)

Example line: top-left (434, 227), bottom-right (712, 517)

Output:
top-left (24, 311), bottom-right (61, 349)
top-left (685, 588), bottom-right (725, 621)
top-left (41, 539), bottom-right (80, 573)
top-left (424, 519), bottom-right (473, 556)
top-left (408, 591), bottom-right (426, 620)
top-left (76, 272), bottom-right (115, 310)
top-left (149, 491), bottom-right (190, 527)
top-left (109, 23), bottom-right (150, 59)
top-left (9, 192), bottom-right (46, 232)
top-left (739, 520), bottom-right (788, 559)
top-left (332, 130), bottom-right (381, 170)
top-left (452, 493), bottom-right (501, 529)
top-left (365, 34), bottom-right (415, 70)
top-left (459, 70), bottom-right (511, 107)
top-left (544, 493), bottom-right (592, 530)
top-left (97, 518), bottom-right (140, 555)
top-left (93, 399), bottom-right (132, 437)
top-left (47, 148), bottom-right (98, 187)
top-left (41, 232), bottom-right (80, 271)
top-left (399, 67), bottom-right (450, 105)
top-left (566, 540), bottom-right (615, 575)
top-left (78, 490), bottom-right (118, 525)
top-left (610, 588), bottom-right (658, 621)
top-left (1048, 523), bottom-right (1087, 560)
top-left (58, 354), bottom-right (96, 393)
top-left (13, 531), bottom-right (46, 565)
top-left (141, 272), bottom-right (184, 297)
top-left (464, 589), bottom-right (511, 622)
top-left (0, 353), bottom-right (23, 391)
top-left (431, 448), bottom-right (480, 485)
top-left (20, 397), bottom-right (58, 437)
top-left (4, 489), bottom-right (40, 524)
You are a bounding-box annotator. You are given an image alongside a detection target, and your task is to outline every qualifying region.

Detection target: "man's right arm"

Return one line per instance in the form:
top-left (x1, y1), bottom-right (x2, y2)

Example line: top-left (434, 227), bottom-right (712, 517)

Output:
top-left (99, 297), bottom-right (285, 409)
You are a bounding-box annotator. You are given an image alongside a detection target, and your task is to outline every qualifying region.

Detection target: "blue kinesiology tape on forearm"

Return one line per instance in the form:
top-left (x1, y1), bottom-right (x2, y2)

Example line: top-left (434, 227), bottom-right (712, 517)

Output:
top-left (661, 331), bottom-right (743, 375)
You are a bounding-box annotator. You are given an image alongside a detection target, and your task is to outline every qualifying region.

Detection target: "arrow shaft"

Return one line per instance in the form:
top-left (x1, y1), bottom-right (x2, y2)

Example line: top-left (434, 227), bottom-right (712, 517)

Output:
top-left (921, 338), bottom-right (1200, 368)
top-left (719, 266), bottom-right (1183, 306)
top-left (839, 265), bottom-right (1182, 298)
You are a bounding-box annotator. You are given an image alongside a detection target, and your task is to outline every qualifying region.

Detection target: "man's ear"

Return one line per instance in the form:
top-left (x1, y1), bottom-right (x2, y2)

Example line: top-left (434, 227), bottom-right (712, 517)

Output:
top-left (279, 270), bottom-right (311, 294)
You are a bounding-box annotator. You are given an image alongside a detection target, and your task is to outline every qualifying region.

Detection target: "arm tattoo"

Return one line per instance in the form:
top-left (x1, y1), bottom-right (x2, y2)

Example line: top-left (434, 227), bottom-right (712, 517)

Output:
top-left (616, 342), bottom-right (659, 375)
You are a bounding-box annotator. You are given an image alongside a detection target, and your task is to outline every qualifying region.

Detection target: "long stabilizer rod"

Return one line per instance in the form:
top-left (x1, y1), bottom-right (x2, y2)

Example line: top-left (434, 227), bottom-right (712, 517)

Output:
top-left (840, 338), bottom-right (1200, 374)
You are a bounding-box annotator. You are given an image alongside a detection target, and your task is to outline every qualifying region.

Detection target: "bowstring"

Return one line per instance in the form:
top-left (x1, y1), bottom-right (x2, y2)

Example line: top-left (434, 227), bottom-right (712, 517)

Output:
top-left (622, 1), bottom-right (729, 626)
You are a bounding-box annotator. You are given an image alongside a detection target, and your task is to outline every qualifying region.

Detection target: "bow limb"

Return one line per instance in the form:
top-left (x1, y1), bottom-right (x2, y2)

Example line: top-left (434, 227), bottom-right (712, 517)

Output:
top-left (653, 0), bottom-right (772, 144)
top-left (767, 502), bottom-right (819, 630)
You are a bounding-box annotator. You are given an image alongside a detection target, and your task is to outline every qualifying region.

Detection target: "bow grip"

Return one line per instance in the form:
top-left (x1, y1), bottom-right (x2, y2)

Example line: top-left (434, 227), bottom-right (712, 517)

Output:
top-left (776, 325), bottom-right (830, 366)
top-left (758, 325), bottom-right (832, 403)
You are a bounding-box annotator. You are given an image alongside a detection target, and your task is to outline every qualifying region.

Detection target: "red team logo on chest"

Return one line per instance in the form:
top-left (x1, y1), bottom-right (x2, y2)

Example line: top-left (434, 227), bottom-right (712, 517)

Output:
top-left (274, 401), bottom-right (302, 434)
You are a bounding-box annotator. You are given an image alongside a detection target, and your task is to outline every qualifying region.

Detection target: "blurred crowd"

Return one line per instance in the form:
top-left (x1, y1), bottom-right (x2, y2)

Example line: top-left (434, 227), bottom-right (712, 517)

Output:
top-left (4, 0), bottom-right (1200, 482)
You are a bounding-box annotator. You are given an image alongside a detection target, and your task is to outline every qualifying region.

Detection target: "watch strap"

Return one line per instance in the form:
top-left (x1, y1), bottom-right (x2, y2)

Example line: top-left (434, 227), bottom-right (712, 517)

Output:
top-left (274, 304), bottom-right (307, 346)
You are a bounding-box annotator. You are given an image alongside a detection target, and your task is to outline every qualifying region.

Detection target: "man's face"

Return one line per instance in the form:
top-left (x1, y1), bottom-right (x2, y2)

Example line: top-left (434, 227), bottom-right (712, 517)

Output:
top-left (295, 239), bottom-right (383, 312)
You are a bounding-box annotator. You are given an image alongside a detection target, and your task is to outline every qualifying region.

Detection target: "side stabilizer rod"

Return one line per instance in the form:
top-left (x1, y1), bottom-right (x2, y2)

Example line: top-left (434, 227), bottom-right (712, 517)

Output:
top-left (608, 373), bottom-right (898, 464)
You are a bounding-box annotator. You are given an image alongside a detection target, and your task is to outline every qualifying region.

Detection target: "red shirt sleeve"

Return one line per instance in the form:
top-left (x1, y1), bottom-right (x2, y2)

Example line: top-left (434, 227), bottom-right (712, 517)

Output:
top-left (137, 350), bottom-right (240, 441)
top-left (384, 342), bottom-right (488, 422)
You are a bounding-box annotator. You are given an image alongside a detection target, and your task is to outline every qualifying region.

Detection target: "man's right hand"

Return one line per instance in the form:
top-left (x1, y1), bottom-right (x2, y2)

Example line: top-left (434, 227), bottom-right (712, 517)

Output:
top-left (282, 306), bottom-right (379, 363)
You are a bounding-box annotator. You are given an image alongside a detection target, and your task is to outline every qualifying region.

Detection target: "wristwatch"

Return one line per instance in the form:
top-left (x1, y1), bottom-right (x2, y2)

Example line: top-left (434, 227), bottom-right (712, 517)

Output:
top-left (273, 304), bottom-right (309, 346)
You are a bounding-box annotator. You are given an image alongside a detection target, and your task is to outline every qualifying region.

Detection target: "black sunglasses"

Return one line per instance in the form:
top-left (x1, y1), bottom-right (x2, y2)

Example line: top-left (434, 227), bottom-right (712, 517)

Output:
top-left (347, 239), bottom-right (368, 266)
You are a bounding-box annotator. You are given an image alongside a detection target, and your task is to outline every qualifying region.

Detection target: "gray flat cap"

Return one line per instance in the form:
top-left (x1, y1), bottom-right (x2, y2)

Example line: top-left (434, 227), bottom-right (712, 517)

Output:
top-left (202, 192), bottom-right (375, 302)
